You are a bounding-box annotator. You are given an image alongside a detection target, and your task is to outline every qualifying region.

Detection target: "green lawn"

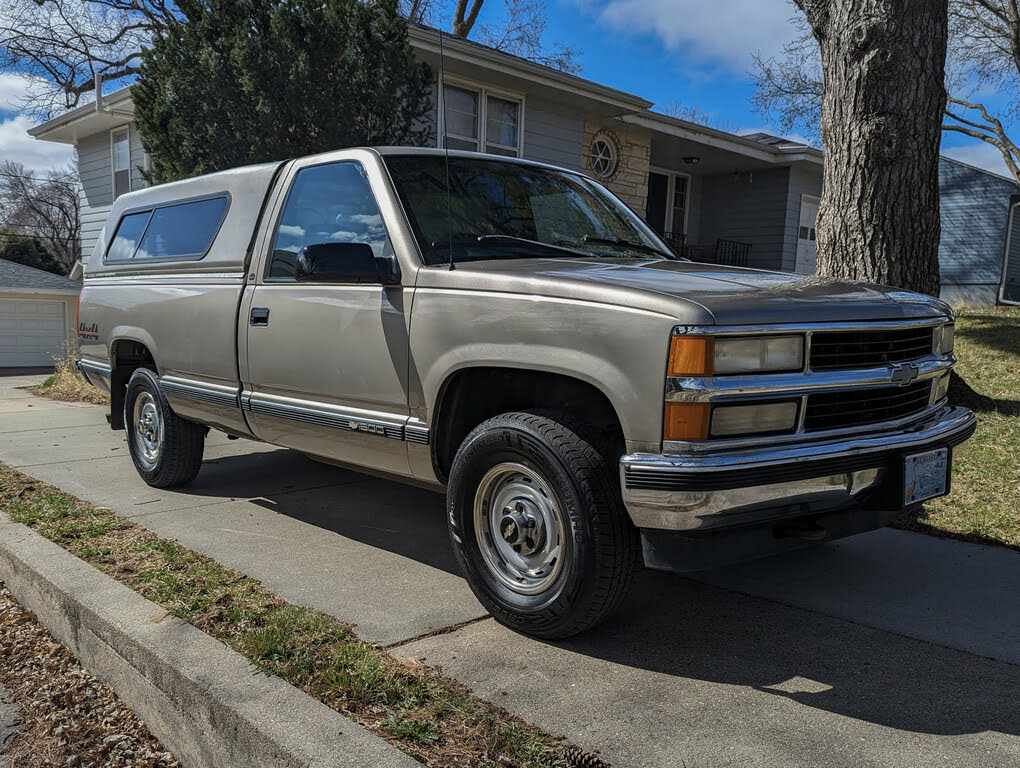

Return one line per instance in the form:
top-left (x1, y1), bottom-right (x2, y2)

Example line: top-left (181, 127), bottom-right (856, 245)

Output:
top-left (894, 307), bottom-right (1020, 550)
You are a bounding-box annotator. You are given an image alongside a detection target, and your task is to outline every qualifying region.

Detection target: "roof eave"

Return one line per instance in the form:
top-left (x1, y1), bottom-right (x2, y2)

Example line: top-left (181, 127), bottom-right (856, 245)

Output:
top-left (28, 85), bottom-right (135, 144)
top-left (623, 112), bottom-right (824, 166)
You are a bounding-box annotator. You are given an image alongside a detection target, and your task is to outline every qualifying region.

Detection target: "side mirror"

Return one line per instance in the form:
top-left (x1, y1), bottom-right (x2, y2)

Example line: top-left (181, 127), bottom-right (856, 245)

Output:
top-left (294, 242), bottom-right (400, 285)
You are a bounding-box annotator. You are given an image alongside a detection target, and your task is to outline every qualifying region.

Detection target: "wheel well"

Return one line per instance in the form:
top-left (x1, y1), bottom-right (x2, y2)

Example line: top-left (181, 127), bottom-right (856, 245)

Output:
top-left (109, 340), bottom-right (155, 430)
top-left (432, 368), bottom-right (624, 483)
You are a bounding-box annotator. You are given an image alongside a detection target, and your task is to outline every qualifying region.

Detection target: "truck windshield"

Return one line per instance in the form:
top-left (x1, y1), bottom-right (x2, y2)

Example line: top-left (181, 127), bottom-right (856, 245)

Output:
top-left (383, 154), bottom-right (675, 266)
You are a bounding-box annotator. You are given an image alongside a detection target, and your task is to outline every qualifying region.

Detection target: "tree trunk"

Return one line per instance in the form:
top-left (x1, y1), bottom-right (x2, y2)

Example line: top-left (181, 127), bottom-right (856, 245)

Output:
top-left (797, 0), bottom-right (948, 297)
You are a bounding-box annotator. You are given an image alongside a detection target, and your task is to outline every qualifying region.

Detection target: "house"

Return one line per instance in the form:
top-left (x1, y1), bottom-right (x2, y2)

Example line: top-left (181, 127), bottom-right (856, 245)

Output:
top-left (0, 259), bottom-right (81, 367)
top-left (26, 24), bottom-right (1019, 306)
top-left (739, 136), bottom-right (1020, 307)
top-left (938, 156), bottom-right (1020, 306)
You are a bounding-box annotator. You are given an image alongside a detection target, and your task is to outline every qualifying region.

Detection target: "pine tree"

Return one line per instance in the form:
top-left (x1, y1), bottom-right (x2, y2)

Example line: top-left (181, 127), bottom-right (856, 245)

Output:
top-left (134, 0), bottom-right (433, 182)
top-left (0, 229), bottom-right (68, 276)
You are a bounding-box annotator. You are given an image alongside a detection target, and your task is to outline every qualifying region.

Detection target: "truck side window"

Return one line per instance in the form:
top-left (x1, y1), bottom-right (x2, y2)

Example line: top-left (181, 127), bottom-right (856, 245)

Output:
top-left (268, 161), bottom-right (390, 279)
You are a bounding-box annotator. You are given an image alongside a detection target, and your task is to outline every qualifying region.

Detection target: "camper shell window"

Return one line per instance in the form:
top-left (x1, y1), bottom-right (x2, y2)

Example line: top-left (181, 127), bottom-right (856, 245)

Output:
top-left (104, 195), bottom-right (230, 262)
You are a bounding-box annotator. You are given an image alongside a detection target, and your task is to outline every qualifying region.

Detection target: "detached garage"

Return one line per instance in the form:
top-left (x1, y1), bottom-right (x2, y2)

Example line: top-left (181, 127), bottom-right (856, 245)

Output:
top-left (0, 259), bottom-right (80, 368)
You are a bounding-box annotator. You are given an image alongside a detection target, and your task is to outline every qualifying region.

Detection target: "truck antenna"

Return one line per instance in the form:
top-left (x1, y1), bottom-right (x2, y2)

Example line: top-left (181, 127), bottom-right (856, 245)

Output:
top-left (439, 28), bottom-right (456, 270)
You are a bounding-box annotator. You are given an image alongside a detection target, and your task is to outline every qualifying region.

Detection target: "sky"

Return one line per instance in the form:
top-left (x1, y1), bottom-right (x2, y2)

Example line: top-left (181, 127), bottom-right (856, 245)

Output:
top-left (0, 0), bottom-right (1012, 178)
top-left (0, 73), bottom-right (75, 174)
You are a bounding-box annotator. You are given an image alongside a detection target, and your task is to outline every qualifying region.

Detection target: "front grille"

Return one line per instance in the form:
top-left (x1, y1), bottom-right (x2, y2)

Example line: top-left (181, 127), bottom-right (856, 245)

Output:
top-left (804, 381), bottom-right (932, 432)
top-left (809, 327), bottom-right (935, 371)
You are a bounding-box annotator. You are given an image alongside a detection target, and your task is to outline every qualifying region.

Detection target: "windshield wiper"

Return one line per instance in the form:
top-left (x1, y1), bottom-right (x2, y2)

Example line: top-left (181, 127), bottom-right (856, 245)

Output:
top-left (580, 235), bottom-right (676, 260)
top-left (430, 234), bottom-right (593, 258)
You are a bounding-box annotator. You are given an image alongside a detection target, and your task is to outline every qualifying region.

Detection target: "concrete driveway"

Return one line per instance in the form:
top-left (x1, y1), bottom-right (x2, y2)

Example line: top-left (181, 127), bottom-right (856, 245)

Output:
top-left (2, 375), bottom-right (1018, 768)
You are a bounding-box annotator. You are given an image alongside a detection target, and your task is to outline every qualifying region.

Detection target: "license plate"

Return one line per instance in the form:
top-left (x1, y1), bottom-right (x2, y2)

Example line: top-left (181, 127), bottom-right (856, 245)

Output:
top-left (904, 448), bottom-right (949, 504)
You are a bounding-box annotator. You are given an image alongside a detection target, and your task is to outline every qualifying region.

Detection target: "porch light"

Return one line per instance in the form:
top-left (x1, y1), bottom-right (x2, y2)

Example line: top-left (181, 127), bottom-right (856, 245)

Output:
top-left (683, 156), bottom-right (700, 165)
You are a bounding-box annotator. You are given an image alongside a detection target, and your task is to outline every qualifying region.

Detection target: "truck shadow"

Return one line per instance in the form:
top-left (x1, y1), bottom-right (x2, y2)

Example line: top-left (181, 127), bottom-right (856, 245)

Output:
top-left (186, 449), bottom-right (1020, 740)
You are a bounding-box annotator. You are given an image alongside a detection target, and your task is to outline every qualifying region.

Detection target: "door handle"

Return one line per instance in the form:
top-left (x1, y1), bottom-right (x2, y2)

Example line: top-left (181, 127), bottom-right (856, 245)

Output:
top-left (250, 307), bottom-right (270, 326)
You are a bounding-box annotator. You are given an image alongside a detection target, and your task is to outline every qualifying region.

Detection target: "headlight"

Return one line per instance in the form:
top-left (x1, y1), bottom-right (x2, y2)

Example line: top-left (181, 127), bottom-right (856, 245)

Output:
top-left (714, 335), bottom-right (804, 375)
top-left (710, 401), bottom-right (799, 437)
top-left (934, 324), bottom-right (955, 355)
top-left (668, 334), bottom-right (804, 376)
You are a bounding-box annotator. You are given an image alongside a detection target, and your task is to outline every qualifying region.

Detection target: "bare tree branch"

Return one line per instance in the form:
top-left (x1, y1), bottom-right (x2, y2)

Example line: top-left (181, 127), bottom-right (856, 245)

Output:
top-left (754, 0), bottom-right (1020, 184)
top-left (0, 0), bottom-right (179, 117)
top-left (452, 0), bottom-right (483, 37)
top-left (0, 161), bottom-right (81, 269)
top-left (474, 0), bottom-right (581, 74)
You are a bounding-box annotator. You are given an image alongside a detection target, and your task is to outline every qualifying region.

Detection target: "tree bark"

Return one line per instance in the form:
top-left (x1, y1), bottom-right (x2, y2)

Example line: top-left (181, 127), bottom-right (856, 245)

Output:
top-left (797, 0), bottom-right (948, 297)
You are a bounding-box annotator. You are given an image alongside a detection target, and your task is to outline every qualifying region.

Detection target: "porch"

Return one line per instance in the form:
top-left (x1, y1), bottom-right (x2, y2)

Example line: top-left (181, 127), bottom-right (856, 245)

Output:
top-left (614, 113), bottom-right (824, 274)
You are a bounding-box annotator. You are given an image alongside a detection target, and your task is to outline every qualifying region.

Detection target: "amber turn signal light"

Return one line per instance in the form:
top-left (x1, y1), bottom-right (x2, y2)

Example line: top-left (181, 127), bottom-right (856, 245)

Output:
top-left (663, 402), bottom-right (711, 441)
top-left (668, 336), bottom-right (713, 377)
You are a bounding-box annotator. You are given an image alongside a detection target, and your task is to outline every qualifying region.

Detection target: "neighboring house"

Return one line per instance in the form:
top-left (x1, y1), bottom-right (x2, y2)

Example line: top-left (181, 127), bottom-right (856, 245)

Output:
top-left (0, 259), bottom-right (81, 367)
top-left (26, 24), bottom-right (1018, 305)
top-left (938, 156), bottom-right (1020, 306)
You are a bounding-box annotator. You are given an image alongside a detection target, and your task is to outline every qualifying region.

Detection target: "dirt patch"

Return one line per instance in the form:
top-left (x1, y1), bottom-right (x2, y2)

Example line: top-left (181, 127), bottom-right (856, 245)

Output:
top-left (0, 582), bottom-right (179, 768)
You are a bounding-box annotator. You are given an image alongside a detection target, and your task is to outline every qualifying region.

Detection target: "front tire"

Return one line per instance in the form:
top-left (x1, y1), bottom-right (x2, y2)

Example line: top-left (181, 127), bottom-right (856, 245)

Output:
top-left (124, 367), bottom-right (205, 487)
top-left (447, 411), bottom-right (639, 639)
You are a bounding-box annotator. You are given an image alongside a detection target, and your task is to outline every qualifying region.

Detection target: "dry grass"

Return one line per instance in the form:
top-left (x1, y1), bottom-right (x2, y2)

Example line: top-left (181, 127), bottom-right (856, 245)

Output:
top-left (0, 464), bottom-right (598, 768)
top-left (894, 306), bottom-right (1020, 550)
top-left (29, 345), bottom-right (110, 406)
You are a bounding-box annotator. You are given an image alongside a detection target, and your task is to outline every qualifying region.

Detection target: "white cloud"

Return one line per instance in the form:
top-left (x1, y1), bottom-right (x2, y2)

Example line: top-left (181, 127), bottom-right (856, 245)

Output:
top-left (941, 140), bottom-right (1014, 179)
top-left (0, 73), bottom-right (74, 174)
top-left (0, 73), bottom-right (49, 112)
top-left (0, 113), bottom-right (75, 174)
top-left (580, 0), bottom-right (797, 72)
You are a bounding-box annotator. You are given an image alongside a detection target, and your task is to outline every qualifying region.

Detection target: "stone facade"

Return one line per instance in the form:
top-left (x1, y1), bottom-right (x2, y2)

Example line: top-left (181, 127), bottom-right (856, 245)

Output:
top-left (582, 121), bottom-right (652, 217)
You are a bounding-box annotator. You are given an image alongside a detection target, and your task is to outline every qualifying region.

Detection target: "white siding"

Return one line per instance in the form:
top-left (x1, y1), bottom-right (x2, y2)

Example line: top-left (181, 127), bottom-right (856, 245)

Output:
top-left (77, 123), bottom-right (148, 258)
top-left (522, 96), bottom-right (583, 170)
top-left (77, 131), bottom-right (114, 258)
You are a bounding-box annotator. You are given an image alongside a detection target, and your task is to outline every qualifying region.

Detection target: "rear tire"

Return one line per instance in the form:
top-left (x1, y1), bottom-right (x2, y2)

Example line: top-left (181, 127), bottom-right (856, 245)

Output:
top-left (124, 367), bottom-right (205, 487)
top-left (447, 410), bottom-right (639, 639)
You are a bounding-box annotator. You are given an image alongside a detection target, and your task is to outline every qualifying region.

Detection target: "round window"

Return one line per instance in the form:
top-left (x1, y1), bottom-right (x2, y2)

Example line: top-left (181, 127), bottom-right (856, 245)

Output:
top-left (589, 133), bottom-right (619, 179)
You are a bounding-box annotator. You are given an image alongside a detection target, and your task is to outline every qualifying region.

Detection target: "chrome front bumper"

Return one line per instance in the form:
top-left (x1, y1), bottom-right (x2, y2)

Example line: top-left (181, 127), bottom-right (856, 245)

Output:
top-left (620, 406), bottom-right (976, 531)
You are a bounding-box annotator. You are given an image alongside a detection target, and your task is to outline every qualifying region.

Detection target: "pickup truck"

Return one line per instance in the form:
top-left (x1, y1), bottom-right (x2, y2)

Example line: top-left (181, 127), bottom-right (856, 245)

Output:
top-left (76, 147), bottom-right (976, 639)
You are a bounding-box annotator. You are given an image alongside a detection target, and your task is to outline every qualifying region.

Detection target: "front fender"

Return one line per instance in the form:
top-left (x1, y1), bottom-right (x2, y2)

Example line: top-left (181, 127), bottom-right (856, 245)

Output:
top-left (410, 288), bottom-right (678, 450)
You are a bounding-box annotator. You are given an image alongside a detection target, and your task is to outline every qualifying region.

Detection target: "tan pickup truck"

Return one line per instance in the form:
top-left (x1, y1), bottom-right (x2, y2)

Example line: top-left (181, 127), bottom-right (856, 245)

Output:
top-left (76, 148), bottom-right (976, 638)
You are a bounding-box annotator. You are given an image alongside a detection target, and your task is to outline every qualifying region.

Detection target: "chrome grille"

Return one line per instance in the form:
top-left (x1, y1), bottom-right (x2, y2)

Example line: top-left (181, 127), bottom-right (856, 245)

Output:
top-left (809, 327), bottom-right (935, 371)
top-left (804, 381), bottom-right (932, 432)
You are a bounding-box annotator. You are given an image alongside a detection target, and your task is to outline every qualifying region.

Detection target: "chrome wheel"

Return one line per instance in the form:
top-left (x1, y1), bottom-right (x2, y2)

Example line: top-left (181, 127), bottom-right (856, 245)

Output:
top-left (132, 391), bottom-right (162, 470)
top-left (473, 462), bottom-right (566, 595)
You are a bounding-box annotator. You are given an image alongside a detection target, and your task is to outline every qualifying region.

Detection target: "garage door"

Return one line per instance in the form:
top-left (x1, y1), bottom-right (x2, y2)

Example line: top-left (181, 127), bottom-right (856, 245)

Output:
top-left (0, 299), bottom-right (68, 367)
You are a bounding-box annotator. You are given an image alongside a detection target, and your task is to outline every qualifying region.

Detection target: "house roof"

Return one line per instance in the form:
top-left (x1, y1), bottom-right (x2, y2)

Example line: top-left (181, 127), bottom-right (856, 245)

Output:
top-left (623, 112), bottom-right (823, 169)
top-left (939, 154), bottom-right (1020, 186)
top-left (0, 259), bottom-right (82, 295)
top-left (28, 85), bottom-right (135, 145)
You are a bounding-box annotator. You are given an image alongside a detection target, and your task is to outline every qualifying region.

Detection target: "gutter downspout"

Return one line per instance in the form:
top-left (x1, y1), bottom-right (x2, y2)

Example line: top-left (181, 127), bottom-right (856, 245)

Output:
top-left (998, 199), bottom-right (1020, 306)
top-left (94, 72), bottom-right (103, 114)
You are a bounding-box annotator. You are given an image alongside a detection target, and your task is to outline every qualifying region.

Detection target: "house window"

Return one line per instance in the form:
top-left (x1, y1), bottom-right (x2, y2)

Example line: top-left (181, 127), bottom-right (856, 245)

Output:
top-left (442, 82), bottom-right (521, 157)
top-left (112, 129), bottom-right (131, 199)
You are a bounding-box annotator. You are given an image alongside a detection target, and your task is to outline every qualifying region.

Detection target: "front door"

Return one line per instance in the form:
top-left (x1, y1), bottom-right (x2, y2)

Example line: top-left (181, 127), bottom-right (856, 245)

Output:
top-left (795, 196), bottom-right (819, 274)
top-left (243, 159), bottom-right (411, 476)
top-left (646, 172), bottom-right (670, 236)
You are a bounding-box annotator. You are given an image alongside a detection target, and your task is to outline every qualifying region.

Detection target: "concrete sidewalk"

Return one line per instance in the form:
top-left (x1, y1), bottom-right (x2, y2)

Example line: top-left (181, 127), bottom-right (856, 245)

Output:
top-left (2, 377), bottom-right (1018, 768)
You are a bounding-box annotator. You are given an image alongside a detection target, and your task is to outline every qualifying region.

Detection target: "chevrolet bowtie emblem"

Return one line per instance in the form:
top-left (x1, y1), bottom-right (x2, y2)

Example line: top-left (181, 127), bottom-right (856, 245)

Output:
top-left (890, 363), bottom-right (920, 387)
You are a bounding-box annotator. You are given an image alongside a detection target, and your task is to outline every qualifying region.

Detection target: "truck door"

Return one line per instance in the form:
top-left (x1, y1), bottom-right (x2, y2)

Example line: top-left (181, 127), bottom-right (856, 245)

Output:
top-left (241, 158), bottom-right (412, 476)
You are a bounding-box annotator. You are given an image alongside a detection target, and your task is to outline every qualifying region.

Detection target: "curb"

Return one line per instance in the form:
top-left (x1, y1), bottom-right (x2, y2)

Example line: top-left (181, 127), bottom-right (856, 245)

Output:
top-left (0, 514), bottom-right (417, 768)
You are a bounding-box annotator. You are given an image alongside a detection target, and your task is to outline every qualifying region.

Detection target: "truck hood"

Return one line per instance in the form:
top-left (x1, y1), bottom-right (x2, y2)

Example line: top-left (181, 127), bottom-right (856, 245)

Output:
top-left (443, 257), bottom-right (952, 325)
